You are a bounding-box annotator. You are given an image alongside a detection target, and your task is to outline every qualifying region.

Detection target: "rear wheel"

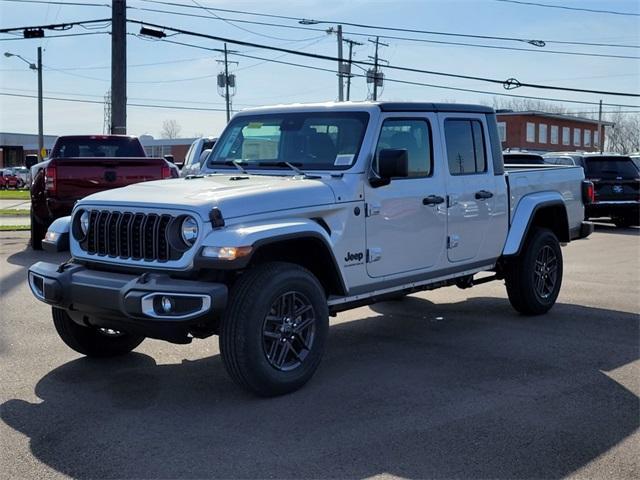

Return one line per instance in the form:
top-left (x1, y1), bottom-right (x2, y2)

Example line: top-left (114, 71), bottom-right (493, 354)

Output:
top-left (30, 209), bottom-right (45, 250)
top-left (52, 308), bottom-right (144, 357)
top-left (219, 262), bottom-right (329, 397)
top-left (505, 228), bottom-right (563, 315)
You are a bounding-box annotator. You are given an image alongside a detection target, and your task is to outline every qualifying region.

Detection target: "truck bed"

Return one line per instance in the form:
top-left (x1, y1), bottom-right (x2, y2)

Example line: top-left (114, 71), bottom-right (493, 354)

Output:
top-left (505, 164), bottom-right (585, 231)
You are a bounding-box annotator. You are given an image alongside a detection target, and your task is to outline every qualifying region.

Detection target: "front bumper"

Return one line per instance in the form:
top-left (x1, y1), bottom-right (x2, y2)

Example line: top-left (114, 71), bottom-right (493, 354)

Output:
top-left (28, 261), bottom-right (228, 342)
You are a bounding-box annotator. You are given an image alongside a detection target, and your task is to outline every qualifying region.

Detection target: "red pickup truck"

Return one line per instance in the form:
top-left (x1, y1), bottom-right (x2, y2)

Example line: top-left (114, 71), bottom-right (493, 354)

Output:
top-left (30, 135), bottom-right (175, 249)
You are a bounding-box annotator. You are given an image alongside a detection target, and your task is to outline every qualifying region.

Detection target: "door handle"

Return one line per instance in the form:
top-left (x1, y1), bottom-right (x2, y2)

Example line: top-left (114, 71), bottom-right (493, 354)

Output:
top-left (475, 190), bottom-right (494, 200)
top-left (423, 195), bottom-right (445, 206)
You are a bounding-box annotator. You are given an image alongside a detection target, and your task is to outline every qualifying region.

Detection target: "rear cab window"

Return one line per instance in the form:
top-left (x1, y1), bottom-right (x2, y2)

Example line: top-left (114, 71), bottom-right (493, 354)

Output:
top-left (52, 137), bottom-right (145, 158)
top-left (584, 157), bottom-right (639, 179)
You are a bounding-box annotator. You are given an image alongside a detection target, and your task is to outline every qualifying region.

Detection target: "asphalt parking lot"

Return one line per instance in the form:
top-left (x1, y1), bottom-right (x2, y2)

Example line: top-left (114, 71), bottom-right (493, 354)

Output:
top-left (1, 226), bottom-right (638, 479)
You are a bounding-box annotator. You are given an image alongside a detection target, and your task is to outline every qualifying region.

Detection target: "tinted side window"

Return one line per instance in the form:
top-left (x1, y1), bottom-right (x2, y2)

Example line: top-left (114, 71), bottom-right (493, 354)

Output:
top-left (445, 119), bottom-right (487, 175)
top-left (375, 119), bottom-right (432, 177)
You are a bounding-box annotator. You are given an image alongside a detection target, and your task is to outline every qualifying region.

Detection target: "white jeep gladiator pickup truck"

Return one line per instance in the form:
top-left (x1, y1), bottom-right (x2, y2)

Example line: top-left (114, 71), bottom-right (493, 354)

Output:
top-left (28, 102), bottom-right (594, 396)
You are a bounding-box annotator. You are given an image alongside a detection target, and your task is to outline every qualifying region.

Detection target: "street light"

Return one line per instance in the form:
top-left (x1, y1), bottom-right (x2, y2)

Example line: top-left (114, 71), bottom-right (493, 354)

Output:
top-left (5, 48), bottom-right (44, 160)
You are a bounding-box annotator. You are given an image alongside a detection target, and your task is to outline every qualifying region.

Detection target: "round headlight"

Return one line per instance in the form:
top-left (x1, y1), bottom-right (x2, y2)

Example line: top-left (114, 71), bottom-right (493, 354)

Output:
top-left (181, 216), bottom-right (199, 246)
top-left (79, 210), bottom-right (90, 236)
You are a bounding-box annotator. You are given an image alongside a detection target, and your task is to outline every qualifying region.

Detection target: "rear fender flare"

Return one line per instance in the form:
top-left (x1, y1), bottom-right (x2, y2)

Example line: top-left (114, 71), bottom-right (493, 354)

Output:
top-left (503, 192), bottom-right (568, 256)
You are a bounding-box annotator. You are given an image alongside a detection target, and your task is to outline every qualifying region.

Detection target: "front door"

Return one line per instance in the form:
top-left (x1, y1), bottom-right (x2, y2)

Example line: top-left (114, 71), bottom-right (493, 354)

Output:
top-left (364, 114), bottom-right (447, 278)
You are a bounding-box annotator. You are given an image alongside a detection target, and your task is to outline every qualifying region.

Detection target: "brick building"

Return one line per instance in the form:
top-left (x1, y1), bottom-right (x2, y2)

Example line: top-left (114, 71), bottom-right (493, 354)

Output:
top-left (496, 111), bottom-right (614, 153)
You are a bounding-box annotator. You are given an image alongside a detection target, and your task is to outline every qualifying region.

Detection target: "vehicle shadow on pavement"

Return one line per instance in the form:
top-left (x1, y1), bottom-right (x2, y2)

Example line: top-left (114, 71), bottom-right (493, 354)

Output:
top-left (2, 242), bottom-right (69, 297)
top-left (592, 223), bottom-right (640, 236)
top-left (1, 296), bottom-right (638, 479)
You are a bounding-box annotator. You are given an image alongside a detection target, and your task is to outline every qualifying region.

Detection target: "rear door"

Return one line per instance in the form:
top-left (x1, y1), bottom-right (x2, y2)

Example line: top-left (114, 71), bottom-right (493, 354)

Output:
top-left (441, 114), bottom-right (507, 264)
top-left (364, 113), bottom-right (447, 278)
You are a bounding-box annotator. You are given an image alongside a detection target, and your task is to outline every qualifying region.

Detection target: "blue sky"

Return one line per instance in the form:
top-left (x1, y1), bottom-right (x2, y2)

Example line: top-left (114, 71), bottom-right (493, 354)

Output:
top-left (1, 0), bottom-right (638, 138)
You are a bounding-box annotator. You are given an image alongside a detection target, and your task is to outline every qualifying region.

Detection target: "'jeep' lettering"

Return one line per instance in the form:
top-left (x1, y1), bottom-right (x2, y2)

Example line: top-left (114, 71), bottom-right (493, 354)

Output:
top-left (344, 251), bottom-right (364, 263)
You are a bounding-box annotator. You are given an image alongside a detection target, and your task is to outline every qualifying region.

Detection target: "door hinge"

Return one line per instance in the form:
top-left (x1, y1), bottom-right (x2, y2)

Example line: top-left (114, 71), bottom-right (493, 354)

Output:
top-left (367, 247), bottom-right (382, 263)
top-left (447, 235), bottom-right (460, 249)
top-left (366, 203), bottom-right (381, 217)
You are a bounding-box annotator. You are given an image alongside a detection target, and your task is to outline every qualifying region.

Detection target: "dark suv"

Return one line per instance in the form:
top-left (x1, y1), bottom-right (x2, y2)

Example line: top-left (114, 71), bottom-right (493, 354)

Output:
top-left (565, 153), bottom-right (639, 227)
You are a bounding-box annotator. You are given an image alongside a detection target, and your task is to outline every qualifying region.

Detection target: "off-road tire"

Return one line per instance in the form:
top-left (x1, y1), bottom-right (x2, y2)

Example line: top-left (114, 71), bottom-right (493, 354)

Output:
top-left (30, 209), bottom-right (45, 250)
top-left (219, 262), bottom-right (329, 397)
top-left (505, 228), bottom-right (563, 316)
top-left (52, 307), bottom-right (144, 357)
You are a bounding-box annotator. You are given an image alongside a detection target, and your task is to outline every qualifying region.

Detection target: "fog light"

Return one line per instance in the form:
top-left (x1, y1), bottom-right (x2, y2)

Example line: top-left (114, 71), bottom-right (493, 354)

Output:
top-left (161, 296), bottom-right (174, 313)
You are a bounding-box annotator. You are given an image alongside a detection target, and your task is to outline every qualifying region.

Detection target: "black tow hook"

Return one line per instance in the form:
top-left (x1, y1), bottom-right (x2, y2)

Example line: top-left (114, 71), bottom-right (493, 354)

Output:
top-left (56, 261), bottom-right (73, 273)
top-left (138, 272), bottom-right (150, 284)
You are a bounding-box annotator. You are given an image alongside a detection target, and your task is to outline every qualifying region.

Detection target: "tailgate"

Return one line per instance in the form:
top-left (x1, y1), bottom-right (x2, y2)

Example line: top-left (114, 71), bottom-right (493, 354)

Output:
top-left (592, 178), bottom-right (640, 202)
top-left (54, 157), bottom-right (167, 199)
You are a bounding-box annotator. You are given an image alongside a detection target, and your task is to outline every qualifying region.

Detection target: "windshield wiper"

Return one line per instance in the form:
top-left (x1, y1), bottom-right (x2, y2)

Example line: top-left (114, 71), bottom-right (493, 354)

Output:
top-left (223, 160), bottom-right (249, 174)
top-left (257, 161), bottom-right (320, 179)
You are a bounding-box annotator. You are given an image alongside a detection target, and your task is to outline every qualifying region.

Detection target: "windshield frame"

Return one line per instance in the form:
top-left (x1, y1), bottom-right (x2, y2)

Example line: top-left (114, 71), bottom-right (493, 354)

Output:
top-left (206, 111), bottom-right (371, 172)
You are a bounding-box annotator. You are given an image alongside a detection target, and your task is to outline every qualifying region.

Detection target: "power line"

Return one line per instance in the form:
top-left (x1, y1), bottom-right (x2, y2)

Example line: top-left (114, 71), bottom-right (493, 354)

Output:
top-left (0, 0), bottom-right (108, 6)
top-left (0, 31), bottom-right (109, 41)
top-left (128, 5), bottom-right (640, 59)
top-left (137, 0), bottom-right (640, 49)
top-left (152, 37), bottom-right (640, 109)
top-left (126, 19), bottom-right (640, 98)
top-left (494, 0), bottom-right (640, 17)
top-left (0, 18), bottom-right (113, 34)
top-left (0, 91), bottom-right (231, 111)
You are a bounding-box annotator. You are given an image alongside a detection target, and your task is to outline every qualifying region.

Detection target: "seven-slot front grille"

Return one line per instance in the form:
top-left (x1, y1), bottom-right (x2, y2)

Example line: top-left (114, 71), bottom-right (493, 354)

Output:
top-left (82, 210), bottom-right (178, 261)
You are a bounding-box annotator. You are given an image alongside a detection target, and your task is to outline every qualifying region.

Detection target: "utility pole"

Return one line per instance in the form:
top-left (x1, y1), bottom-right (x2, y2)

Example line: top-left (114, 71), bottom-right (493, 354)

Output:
top-left (367, 37), bottom-right (388, 101)
top-left (111, 0), bottom-right (126, 134)
top-left (597, 99), bottom-right (603, 154)
top-left (337, 25), bottom-right (344, 102)
top-left (344, 38), bottom-right (363, 101)
top-left (37, 46), bottom-right (43, 160)
top-left (224, 43), bottom-right (231, 121)
top-left (3, 50), bottom-right (43, 157)
top-left (217, 44), bottom-right (238, 123)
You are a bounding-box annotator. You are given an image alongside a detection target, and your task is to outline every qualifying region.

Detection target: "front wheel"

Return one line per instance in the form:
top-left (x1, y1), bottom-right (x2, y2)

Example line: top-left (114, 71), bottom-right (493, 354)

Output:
top-left (505, 228), bottom-right (563, 315)
top-left (219, 262), bottom-right (329, 397)
top-left (52, 308), bottom-right (144, 357)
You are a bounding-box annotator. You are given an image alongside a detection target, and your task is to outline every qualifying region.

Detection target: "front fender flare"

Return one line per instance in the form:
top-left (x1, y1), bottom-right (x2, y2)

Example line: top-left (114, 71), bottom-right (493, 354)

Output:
top-left (196, 218), bottom-right (344, 282)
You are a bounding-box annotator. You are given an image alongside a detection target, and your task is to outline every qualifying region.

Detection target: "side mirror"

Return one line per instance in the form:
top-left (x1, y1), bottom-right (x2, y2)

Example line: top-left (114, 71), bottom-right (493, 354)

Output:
top-left (25, 154), bottom-right (39, 169)
top-left (199, 148), bottom-right (213, 165)
top-left (164, 154), bottom-right (175, 164)
top-left (371, 149), bottom-right (409, 187)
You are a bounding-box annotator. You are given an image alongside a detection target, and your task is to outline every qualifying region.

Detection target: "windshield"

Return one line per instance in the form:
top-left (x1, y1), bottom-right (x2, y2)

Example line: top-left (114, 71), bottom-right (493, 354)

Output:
top-left (585, 157), bottom-right (638, 179)
top-left (51, 137), bottom-right (144, 158)
top-left (207, 112), bottom-right (369, 171)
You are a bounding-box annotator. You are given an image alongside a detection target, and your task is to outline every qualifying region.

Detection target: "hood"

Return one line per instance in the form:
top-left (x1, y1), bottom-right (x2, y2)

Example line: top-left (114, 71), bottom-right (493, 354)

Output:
top-left (78, 174), bottom-right (337, 221)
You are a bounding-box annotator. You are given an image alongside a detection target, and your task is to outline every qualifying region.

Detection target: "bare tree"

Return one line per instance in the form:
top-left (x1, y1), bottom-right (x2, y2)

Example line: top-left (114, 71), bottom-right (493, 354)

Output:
top-left (490, 97), bottom-right (569, 114)
top-left (160, 119), bottom-right (182, 139)
top-left (603, 109), bottom-right (640, 154)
